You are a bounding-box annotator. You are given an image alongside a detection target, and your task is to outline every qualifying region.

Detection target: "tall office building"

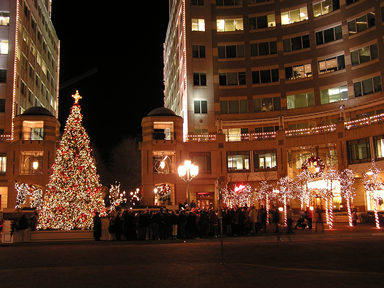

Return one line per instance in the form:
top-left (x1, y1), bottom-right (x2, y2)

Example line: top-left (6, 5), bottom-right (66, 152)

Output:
top-left (0, 0), bottom-right (60, 210)
top-left (141, 0), bottom-right (384, 212)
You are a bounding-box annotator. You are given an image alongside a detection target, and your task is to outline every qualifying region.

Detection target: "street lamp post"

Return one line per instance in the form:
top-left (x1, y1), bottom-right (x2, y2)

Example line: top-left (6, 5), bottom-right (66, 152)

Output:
top-left (178, 160), bottom-right (199, 207)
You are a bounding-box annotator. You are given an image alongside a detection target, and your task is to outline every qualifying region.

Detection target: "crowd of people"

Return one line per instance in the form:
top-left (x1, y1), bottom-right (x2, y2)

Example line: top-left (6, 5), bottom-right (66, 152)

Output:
top-left (93, 204), bottom-right (318, 241)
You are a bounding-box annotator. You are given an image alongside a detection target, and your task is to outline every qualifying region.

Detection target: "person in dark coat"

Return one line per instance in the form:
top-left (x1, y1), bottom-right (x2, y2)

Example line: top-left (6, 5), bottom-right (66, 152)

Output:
top-left (114, 212), bottom-right (122, 240)
top-left (93, 212), bottom-right (102, 241)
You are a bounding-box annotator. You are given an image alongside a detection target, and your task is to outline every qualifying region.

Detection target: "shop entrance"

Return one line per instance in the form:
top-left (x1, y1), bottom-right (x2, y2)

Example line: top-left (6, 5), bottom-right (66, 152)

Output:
top-left (196, 192), bottom-right (214, 210)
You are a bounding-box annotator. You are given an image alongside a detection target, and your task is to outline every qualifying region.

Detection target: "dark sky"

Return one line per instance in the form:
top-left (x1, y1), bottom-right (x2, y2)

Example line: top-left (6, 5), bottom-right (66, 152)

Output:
top-left (51, 2), bottom-right (168, 158)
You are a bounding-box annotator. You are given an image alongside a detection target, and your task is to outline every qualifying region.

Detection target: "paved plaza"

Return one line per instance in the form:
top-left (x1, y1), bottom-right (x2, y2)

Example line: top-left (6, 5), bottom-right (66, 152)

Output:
top-left (1, 224), bottom-right (384, 288)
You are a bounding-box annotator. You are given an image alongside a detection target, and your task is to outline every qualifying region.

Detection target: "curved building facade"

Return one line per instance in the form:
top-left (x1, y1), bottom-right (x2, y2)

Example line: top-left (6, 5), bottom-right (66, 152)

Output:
top-left (141, 0), bottom-right (384, 213)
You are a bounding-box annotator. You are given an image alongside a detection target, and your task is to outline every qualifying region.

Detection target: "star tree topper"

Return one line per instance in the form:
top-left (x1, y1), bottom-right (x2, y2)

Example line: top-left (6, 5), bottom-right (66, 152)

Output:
top-left (72, 90), bottom-right (82, 104)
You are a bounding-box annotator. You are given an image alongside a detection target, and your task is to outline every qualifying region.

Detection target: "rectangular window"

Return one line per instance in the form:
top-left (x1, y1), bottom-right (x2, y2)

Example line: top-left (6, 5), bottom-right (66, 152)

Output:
top-left (194, 100), bottom-right (208, 114)
top-left (283, 35), bottom-right (310, 52)
top-left (193, 72), bottom-right (207, 86)
top-left (281, 6), bottom-right (308, 25)
top-left (192, 19), bottom-right (205, 31)
top-left (227, 151), bottom-right (250, 172)
top-left (0, 99), bottom-right (5, 112)
top-left (353, 76), bottom-right (382, 97)
top-left (192, 45), bottom-right (206, 58)
top-left (0, 154), bottom-right (6, 175)
top-left (374, 135), bottom-right (384, 160)
top-left (249, 0), bottom-right (271, 3)
top-left (285, 63), bottom-right (312, 80)
top-left (320, 85), bottom-right (348, 104)
top-left (250, 41), bottom-right (277, 57)
top-left (217, 18), bottom-right (244, 32)
top-left (252, 69), bottom-right (279, 84)
top-left (346, 0), bottom-right (359, 5)
top-left (348, 12), bottom-right (375, 36)
top-left (216, 0), bottom-right (242, 6)
top-left (0, 69), bottom-right (6, 83)
top-left (220, 100), bottom-right (248, 114)
top-left (254, 150), bottom-right (277, 170)
top-left (22, 120), bottom-right (44, 140)
top-left (219, 72), bottom-right (246, 86)
top-left (249, 14), bottom-right (275, 30)
top-left (315, 25), bottom-right (342, 45)
top-left (0, 40), bottom-right (8, 54)
top-left (313, 0), bottom-right (340, 17)
top-left (191, 0), bottom-right (204, 5)
top-left (286, 92), bottom-right (315, 109)
top-left (318, 54), bottom-right (345, 74)
top-left (347, 138), bottom-right (370, 164)
top-left (218, 44), bottom-right (244, 59)
top-left (0, 11), bottom-right (10, 26)
top-left (350, 43), bottom-right (378, 66)
top-left (254, 97), bottom-right (281, 112)
top-left (20, 151), bottom-right (43, 175)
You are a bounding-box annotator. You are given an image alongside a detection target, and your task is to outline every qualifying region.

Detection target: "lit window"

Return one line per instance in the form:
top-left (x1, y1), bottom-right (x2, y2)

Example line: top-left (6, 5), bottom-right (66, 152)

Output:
top-left (281, 6), bottom-right (308, 25)
top-left (348, 12), bottom-right (375, 35)
top-left (320, 85), bottom-right (348, 104)
top-left (254, 151), bottom-right (277, 170)
top-left (287, 92), bottom-right (315, 109)
top-left (227, 151), bottom-right (250, 171)
top-left (285, 63), bottom-right (312, 80)
top-left (0, 11), bottom-right (10, 26)
top-left (20, 151), bottom-right (43, 175)
top-left (0, 154), bottom-right (6, 175)
top-left (318, 55), bottom-right (345, 74)
top-left (153, 122), bottom-right (174, 140)
top-left (22, 121), bottom-right (44, 140)
top-left (0, 40), bottom-right (8, 54)
top-left (223, 128), bottom-right (241, 142)
top-left (313, 0), bottom-right (340, 17)
top-left (192, 19), bottom-right (205, 31)
top-left (216, 18), bottom-right (243, 32)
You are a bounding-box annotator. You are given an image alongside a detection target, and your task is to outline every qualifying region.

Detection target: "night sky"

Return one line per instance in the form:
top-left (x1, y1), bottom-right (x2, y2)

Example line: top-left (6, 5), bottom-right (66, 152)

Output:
top-left (51, 2), bottom-right (169, 158)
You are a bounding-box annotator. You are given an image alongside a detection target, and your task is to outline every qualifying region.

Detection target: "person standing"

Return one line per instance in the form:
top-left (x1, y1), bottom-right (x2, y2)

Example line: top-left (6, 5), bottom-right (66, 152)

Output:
top-left (93, 212), bottom-right (102, 241)
top-left (306, 206), bottom-right (313, 230)
top-left (248, 206), bottom-right (258, 235)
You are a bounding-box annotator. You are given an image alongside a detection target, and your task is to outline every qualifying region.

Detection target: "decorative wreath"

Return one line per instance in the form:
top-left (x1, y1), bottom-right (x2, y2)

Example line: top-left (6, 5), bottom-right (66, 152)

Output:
top-left (301, 156), bottom-right (325, 178)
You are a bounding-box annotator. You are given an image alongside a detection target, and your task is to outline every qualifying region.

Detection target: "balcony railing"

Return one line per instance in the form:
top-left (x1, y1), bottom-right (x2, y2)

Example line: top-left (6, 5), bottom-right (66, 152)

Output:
top-left (285, 124), bottom-right (336, 137)
top-left (0, 133), bottom-right (11, 142)
top-left (344, 113), bottom-right (384, 130)
top-left (184, 113), bottom-right (384, 143)
top-left (186, 134), bottom-right (217, 142)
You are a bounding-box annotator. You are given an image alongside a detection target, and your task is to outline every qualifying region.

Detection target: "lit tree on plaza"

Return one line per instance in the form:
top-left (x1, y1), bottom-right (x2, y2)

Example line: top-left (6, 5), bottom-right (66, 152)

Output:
top-left (364, 161), bottom-right (383, 229)
top-left (296, 169), bottom-right (313, 209)
top-left (38, 91), bottom-right (106, 230)
top-left (256, 180), bottom-right (274, 223)
top-left (322, 167), bottom-right (340, 229)
top-left (339, 169), bottom-right (356, 227)
top-left (275, 176), bottom-right (296, 226)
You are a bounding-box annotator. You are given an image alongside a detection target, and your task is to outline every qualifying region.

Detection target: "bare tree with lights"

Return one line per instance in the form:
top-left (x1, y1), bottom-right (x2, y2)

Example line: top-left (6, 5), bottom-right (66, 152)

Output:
top-left (363, 161), bottom-right (383, 229)
top-left (339, 169), bottom-right (356, 227)
top-left (275, 176), bottom-right (296, 226)
top-left (255, 180), bottom-right (274, 223)
top-left (322, 167), bottom-right (340, 229)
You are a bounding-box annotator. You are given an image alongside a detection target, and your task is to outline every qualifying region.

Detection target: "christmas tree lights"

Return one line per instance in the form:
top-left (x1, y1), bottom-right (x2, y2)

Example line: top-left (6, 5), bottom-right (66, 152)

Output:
top-left (37, 91), bottom-right (106, 230)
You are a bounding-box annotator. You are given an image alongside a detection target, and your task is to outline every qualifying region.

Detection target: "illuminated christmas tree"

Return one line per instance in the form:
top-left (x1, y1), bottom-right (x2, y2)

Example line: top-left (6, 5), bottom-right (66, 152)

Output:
top-left (38, 91), bottom-right (105, 230)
